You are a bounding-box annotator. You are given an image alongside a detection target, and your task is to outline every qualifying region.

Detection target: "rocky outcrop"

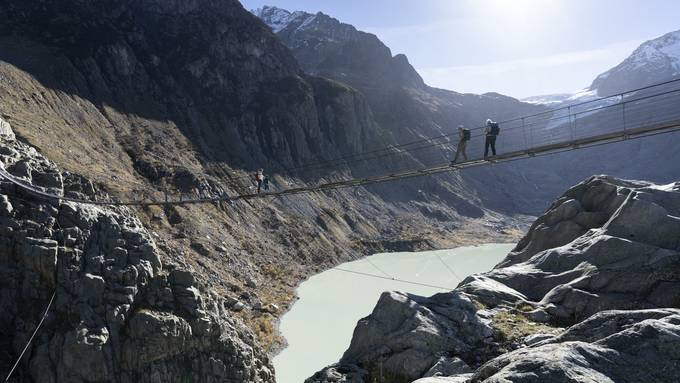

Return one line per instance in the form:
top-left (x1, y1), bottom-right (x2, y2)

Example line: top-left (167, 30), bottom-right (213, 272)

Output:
top-left (484, 176), bottom-right (680, 322)
top-left (338, 291), bottom-right (494, 381)
top-left (0, 128), bottom-right (272, 381)
top-left (0, 116), bottom-right (13, 139)
top-left (309, 176), bottom-right (680, 383)
top-left (472, 309), bottom-right (680, 382)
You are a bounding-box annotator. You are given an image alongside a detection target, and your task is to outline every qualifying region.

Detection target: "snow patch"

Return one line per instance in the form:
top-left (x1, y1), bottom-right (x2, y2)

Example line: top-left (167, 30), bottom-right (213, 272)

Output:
top-left (251, 6), bottom-right (308, 33)
top-left (521, 93), bottom-right (573, 106)
top-left (296, 14), bottom-right (318, 32)
top-left (597, 29), bottom-right (680, 78)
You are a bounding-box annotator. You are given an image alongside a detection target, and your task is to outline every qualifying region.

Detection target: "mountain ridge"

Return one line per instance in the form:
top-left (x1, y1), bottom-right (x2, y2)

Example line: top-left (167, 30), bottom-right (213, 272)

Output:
top-left (0, 0), bottom-right (532, 368)
top-left (524, 29), bottom-right (680, 106)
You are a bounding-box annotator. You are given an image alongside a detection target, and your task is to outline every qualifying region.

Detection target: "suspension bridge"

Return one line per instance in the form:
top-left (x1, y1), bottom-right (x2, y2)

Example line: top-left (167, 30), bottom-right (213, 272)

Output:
top-left (1, 78), bottom-right (680, 206)
top-left (2, 78), bottom-right (680, 382)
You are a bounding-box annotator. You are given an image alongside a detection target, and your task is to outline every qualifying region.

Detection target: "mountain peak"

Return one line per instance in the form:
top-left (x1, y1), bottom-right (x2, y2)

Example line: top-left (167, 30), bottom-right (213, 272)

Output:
top-left (252, 5), bottom-right (427, 90)
top-left (590, 29), bottom-right (680, 96)
top-left (625, 29), bottom-right (680, 72)
top-left (252, 6), bottom-right (307, 33)
top-left (252, 5), bottom-right (339, 34)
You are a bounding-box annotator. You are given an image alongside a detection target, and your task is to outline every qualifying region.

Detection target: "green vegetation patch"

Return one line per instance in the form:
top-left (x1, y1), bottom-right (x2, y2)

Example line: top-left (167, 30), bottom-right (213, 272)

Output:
top-left (491, 310), bottom-right (561, 343)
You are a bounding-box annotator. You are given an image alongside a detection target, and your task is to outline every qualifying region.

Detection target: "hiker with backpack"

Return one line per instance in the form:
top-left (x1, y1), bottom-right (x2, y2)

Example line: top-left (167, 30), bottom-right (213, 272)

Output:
top-left (451, 125), bottom-right (470, 164)
top-left (263, 175), bottom-right (270, 192)
top-left (254, 168), bottom-right (264, 193)
top-left (484, 119), bottom-right (500, 158)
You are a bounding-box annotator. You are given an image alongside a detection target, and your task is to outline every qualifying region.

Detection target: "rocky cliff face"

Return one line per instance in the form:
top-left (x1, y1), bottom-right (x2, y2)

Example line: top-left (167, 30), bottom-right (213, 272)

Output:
top-left (0, 0), bottom-right (530, 371)
top-left (252, 6), bottom-right (425, 90)
top-left (0, 122), bottom-right (273, 382)
top-left (253, 6), bottom-right (680, 219)
top-left (0, 0), bottom-right (391, 173)
top-left (253, 6), bottom-right (581, 216)
top-left (253, 6), bottom-right (542, 146)
top-left (309, 175), bottom-right (680, 383)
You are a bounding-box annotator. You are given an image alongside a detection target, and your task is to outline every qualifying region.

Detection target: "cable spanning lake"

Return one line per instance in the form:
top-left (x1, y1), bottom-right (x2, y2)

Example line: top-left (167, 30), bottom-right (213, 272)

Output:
top-left (273, 243), bottom-right (515, 383)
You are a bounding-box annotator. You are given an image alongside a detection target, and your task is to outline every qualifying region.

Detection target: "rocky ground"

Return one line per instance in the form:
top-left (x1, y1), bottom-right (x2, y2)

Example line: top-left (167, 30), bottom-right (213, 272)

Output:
top-left (308, 175), bottom-right (680, 383)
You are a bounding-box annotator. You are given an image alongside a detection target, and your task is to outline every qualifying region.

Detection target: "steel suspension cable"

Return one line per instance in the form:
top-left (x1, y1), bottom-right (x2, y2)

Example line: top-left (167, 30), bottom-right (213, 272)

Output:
top-left (4, 291), bottom-right (56, 383)
top-left (332, 267), bottom-right (455, 291)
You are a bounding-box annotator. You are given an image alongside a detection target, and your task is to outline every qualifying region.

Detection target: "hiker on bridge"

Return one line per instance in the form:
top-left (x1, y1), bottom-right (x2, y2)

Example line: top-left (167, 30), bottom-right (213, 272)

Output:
top-left (451, 125), bottom-right (470, 165)
top-left (254, 168), bottom-right (265, 193)
top-left (484, 119), bottom-right (500, 158)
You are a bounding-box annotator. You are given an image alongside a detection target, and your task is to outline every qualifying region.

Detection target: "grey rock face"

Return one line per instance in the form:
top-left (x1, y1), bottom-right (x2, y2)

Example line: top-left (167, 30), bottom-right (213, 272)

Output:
top-left (413, 376), bottom-right (472, 383)
top-left (0, 0), bottom-right (389, 178)
top-left (305, 364), bottom-right (368, 383)
top-left (0, 135), bottom-right (273, 382)
top-left (335, 291), bottom-right (494, 382)
top-left (472, 309), bottom-right (680, 383)
top-left (0, 115), bottom-right (14, 139)
top-left (483, 176), bottom-right (680, 322)
top-left (310, 176), bottom-right (680, 383)
top-left (423, 356), bottom-right (473, 377)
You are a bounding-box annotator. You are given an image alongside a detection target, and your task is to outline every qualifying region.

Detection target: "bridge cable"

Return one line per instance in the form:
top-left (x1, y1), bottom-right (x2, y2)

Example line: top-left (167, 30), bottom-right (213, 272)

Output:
top-left (4, 290), bottom-right (56, 383)
top-left (332, 267), bottom-right (455, 291)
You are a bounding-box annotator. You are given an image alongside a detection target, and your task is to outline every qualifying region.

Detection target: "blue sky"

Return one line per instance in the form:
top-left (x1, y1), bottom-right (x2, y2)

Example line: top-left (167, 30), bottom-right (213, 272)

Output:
top-left (240, 0), bottom-right (680, 98)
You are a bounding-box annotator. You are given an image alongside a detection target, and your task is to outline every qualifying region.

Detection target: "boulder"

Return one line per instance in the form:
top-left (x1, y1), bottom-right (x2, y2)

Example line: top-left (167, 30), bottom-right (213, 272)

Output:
top-left (471, 310), bottom-right (680, 383)
top-left (173, 284), bottom-right (203, 316)
top-left (20, 237), bottom-right (58, 287)
top-left (0, 194), bottom-right (13, 215)
top-left (413, 376), bottom-right (472, 383)
top-left (78, 273), bottom-right (106, 306)
top-left (423, 356), bottom-right (473, 377)
top-left (62, 325), bottom-right (112, 382)
top-left (231, 301), bottom-right (246, 312)
top-left (0, 116), bottom-right (14, 139)
top-left (169, 268), bottom-right (195, 287)
top-left (337, 291), bottom-right (493, 382)
top-left (121, 310), bottom-right (192, 369)
top-left (305, 364), bottom-right (368, 383)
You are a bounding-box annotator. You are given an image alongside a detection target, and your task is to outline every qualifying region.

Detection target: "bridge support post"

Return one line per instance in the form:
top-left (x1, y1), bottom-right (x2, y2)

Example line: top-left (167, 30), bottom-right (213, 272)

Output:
top-left (568, 106), bottom-right (575, 142)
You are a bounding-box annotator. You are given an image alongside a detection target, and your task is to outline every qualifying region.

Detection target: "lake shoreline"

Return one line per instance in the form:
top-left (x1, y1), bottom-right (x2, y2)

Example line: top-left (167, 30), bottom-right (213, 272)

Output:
top-left (273, 243), bottom-right (516, 383)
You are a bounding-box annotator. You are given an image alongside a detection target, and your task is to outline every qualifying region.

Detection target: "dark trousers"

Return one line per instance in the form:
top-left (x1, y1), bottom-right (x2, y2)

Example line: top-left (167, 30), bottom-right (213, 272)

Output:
top-left (484, 135), bottom-right (497, 157)
top-left (257, 180), bottom-right (262, 193)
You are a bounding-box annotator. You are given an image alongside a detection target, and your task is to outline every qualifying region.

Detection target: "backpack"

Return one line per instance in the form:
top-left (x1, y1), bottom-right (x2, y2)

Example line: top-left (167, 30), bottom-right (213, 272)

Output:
top-left (489, 122), bottom-right (500, 136)
top-left (462, 129), bottom-right (471, 141)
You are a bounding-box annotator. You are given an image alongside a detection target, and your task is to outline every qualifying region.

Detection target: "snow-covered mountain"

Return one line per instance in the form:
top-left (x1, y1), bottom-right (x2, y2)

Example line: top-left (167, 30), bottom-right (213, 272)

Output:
top-left (591, 29), bottom-right (680, 96)
top-left (521, 88), bottom-right (600, 107)
top-left (252, 6), bottom-right (310, 33)
top-left (251, 6), bottom-right (425, 89)
top-left (524, 29), bottom-right (680, 106)
top-left (521, 93), bottom-right (575, 106)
